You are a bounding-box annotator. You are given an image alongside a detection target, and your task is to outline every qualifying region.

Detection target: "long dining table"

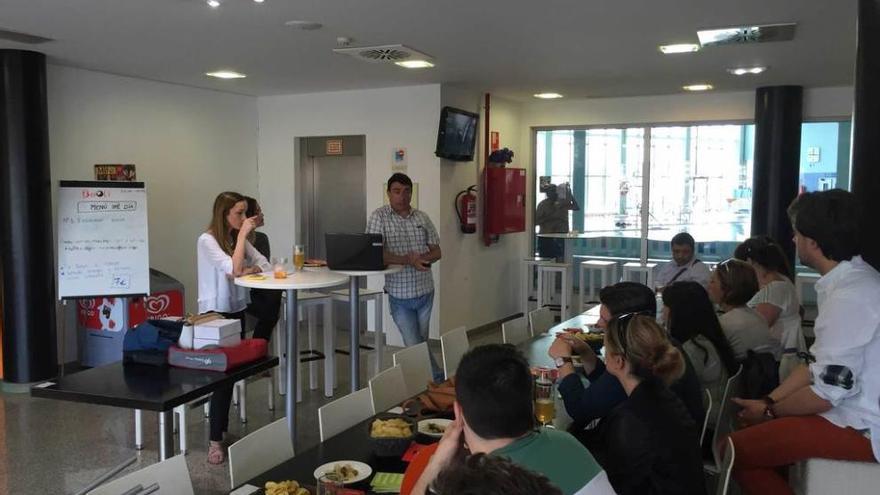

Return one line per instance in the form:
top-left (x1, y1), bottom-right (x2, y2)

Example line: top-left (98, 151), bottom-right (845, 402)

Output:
top-left (232, 305), bottom-right (603, 494)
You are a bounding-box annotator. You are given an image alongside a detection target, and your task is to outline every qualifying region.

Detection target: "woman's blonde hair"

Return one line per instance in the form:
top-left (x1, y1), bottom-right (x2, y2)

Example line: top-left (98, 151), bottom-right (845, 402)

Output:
top-left (605, 314), bottom-right (685, 385)
top-left (208, 191), bottom-right (245, 255)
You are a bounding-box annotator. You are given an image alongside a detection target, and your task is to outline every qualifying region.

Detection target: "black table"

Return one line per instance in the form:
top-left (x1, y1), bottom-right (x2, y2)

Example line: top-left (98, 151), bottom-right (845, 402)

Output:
top-left (31, 356), bottom-right (278, 460)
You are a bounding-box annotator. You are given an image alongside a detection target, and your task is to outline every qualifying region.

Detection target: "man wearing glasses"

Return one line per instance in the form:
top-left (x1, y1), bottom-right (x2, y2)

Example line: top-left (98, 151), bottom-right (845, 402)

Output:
top-left (549, 282), bottom-right (705, 446)
top-left (655, 232), bottom-right (711, 288)
top-left (729, 189), bottom-right (880, 495)
top-left (368, 173), bottom-right (443, 381)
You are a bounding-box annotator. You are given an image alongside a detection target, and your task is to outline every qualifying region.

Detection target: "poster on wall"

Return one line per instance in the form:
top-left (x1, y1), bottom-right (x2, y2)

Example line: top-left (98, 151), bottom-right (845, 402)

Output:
top-left (392, 147), bottom-right (408, 172)
top-left (95, 164), bottom-right (136, 181)
top-left (382, 182), bottom-right (419, 209)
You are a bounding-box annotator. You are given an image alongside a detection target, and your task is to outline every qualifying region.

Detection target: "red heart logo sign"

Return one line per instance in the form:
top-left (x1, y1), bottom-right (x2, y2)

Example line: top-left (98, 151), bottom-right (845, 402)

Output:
top-left (145, 294), bottom-right (170, 315)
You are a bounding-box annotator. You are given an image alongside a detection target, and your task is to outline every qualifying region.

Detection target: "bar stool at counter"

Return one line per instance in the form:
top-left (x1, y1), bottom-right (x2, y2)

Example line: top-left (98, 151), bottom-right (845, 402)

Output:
top-left (578, 260), bottom-right (617, 312)
top-left (521, 257), bottom-right (555, 315)
top-left (537, 262), bottom-right (572, 320)
top-left (622, 262), bottom-right (658, 288)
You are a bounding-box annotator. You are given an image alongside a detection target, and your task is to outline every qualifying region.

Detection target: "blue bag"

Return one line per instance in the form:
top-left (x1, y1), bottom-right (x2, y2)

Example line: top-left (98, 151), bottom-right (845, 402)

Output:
top-left (123, 319), bottom-right (184, 367)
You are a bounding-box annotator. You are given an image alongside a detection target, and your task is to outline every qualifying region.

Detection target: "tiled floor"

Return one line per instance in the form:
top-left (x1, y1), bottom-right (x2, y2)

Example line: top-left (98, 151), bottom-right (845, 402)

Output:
top-left (0, 326), bottom-right (502, 495)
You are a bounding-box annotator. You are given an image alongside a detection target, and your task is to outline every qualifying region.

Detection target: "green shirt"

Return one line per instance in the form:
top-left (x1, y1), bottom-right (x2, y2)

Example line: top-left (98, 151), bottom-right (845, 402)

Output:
top-left (492, 427), bottom-right (615, 495)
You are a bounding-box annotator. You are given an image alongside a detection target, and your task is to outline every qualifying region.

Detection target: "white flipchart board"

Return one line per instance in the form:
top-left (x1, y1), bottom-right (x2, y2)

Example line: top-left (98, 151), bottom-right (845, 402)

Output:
top-left (57, 180), bottom-right (150, 299)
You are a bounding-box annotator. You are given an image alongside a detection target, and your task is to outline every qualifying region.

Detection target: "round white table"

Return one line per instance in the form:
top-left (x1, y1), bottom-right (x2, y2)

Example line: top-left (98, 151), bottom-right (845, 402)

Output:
top-left (327, 265), bottom-right (403, 392)
top-left (235, 270), bottom-right (349, 448)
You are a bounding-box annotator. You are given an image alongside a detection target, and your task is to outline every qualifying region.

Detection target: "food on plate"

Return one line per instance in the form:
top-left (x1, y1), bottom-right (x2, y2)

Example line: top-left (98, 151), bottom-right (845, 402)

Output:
top-left (264, 480), bottom-right (310, 495)
top-left (243, 274), bottom-right (267, 281)
top-left (425, 422), bottom-right (446, 434)
top-left (304, 258), bottom-right (327, 267)
top-left (333, 463), bottom-right (360, 482)
top-left (575, 331), bottom-right (605, 343)
top-left (562, 327), bottom-right (584, 335)
top-left (370, 417), bottom-right (412, 438)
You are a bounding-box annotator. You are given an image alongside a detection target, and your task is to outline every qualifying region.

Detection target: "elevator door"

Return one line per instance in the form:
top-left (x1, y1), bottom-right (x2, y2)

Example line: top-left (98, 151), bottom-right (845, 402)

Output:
top-left (300, 136), bottom-right (366, 260)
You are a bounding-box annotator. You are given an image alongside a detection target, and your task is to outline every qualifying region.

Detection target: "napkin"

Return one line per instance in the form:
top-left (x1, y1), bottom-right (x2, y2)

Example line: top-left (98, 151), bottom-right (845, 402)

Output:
top-left (370, 472), bottom-right (404, 493)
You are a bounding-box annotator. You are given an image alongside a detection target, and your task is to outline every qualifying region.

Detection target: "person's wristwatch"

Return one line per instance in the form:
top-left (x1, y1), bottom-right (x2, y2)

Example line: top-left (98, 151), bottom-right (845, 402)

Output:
top-left (761, 395), bottom-right (777, 419)
top-left (554, 356), bottom-right (573, 368)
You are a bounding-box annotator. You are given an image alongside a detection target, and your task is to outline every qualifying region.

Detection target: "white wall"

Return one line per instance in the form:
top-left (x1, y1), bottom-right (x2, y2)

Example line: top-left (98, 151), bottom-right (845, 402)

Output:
top-left (439, 88), bottom-right (526, 332)
top-left (256, 85), bottom-right (442, 344)
top-left (48, 65), bottom-right (259, 359)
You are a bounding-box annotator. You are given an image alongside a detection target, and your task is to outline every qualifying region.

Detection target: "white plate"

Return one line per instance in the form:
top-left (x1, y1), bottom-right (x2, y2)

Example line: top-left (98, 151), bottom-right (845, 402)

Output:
top-left (313, 460), bottom-right (372, 485)
top-left (418, 418), bottom-right (453, 438)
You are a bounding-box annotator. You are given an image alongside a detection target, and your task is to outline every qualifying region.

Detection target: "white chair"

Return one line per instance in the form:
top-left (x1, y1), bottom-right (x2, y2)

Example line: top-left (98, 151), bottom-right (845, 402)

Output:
top-left (501, 316), bottom-right (530, 345)
top-left (369, 364), bottom-right (409, 413)
top-left (622, 262), bottom-right (658, 288)
top-left (790, 458), bottom-right (880, 495)
top-left (318, 387), bottom-right (374, 442)
top-left (537, 262), bottom-right (572, 320)
top-left (522, 257), bottom-right (555, 315)
top-left (578, 260), bottom-right (617, 312)
top-left (393, 342), bottom-right (433, 398)
top-left (440, 326), bottom-right (469, 380)
top-left (705, 365), bottom-right (743, 475)
top-left (528, 307), bottom-right (555, 336)
top-left (135, 402), bottom-right (198, 454)
top-left (715, 437), bottom-right (735, 495)
top-left (700, 388), bottom-right (713, 446)
top-left (331, 287), bottom-right (386, 377)
top-left (87, 454), bottom-right (193, 495)
top-left (228, 417), bottom-right (294, 489)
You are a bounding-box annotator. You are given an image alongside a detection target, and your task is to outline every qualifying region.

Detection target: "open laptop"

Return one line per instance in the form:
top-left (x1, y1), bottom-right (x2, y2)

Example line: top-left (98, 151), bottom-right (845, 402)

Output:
top-left (325, 233), bottom-right (385, 271)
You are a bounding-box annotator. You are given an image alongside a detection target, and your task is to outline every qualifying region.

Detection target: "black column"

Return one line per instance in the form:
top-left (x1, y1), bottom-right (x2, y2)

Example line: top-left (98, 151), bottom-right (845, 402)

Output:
top-left (852, 0), bottom-right (880, 270)
top-left (751, 86), bottom-right (803, 268)
top-left (0, 50), bottom-right (57, 383)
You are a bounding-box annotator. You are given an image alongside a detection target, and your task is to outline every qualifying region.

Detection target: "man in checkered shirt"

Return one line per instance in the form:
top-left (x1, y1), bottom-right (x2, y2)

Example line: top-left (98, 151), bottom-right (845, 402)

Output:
top-left (368, 173), bottom-right (443, 380)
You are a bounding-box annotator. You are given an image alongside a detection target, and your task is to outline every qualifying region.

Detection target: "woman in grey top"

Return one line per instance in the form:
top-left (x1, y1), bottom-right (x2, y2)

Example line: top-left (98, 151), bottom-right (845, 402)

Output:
top-left (707, 259), bottom-right (781, 360)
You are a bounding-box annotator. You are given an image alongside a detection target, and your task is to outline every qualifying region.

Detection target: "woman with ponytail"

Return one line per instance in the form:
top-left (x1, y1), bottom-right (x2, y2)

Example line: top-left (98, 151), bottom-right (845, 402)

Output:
top-left (596, 314), bottom-right (706, 495)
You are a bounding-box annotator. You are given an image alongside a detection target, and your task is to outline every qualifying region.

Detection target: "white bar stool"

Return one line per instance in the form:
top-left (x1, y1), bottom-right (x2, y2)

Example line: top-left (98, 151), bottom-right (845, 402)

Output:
top-left (331, 287), bottom-right (385, 379)
top-left (579, 260), bottom-right (618, 312)
top-left (622, 262), bottom-right (658, 288)
top-left (537, 262), bottom-right (572, 320)
top-left (522, 257), bottom-right (555, 315)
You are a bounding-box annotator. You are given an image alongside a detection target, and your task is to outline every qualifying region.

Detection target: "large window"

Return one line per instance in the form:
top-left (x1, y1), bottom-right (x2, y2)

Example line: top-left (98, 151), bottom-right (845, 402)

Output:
top-left (536, 123), bottom-right (754, 261)
top-left (799, 120), bottom-right (851, 192)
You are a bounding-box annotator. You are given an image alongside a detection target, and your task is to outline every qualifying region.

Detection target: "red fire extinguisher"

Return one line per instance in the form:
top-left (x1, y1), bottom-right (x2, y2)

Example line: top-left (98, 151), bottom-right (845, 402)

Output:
top-left (455, 185), bottom-right (478, 234)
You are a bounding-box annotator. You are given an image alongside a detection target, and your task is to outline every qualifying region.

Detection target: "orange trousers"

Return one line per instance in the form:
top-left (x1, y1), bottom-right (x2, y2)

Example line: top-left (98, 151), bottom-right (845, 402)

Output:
top-left (730, 415), bottom-right (876, 495)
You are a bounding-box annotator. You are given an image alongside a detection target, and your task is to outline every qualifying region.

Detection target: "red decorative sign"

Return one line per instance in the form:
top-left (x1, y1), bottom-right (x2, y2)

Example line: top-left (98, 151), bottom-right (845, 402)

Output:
top-left (490, 131), bottom-right (500, 151)
top-left (94, 164), bottom-right (136, 181)
top-left (129, 290), bottom-right (185, 327)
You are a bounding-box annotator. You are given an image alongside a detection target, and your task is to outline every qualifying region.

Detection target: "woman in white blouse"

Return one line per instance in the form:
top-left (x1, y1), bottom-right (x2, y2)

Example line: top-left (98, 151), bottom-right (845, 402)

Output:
top-left (734, 236), bottom-right (806, 380)
top-left (197, 191), bottom-right (269, 464)
top-left (707, 258), bottom-right (781, 361)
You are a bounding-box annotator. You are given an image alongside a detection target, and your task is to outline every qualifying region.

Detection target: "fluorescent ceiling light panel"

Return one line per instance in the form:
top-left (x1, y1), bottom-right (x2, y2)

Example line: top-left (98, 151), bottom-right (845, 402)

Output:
top-left (659, 43), bottom-right (700, 54)
top-left (206, 70), bottom-right (246, 79)
top-left (206, 0), bottom-right (220, 8)
top-left (395, 60), bottom-right (435, 69)
top-left (682, 84), bottom-right (713, 91)
top-left (698, 23), bottom-right (796, 47)
top-left (533, 93), bottom-right (564, 99)
top-left (727, 66), bottom-right (767, 76)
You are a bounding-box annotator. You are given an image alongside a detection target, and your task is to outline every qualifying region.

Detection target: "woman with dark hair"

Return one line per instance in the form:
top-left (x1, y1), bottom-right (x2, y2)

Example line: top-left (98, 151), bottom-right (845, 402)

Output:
top-left (734, 236), bottom-right (806, 380)
top-left (197, 191), bottom-right (269, 464)
top-left (662, 281), bottom-right (738, 407)
top-left (242, 196), bottom-right (281, 341)
top-left (707, 259), bottom-right (780, 361)
top-left (597, 314), bottom-right (706, 495)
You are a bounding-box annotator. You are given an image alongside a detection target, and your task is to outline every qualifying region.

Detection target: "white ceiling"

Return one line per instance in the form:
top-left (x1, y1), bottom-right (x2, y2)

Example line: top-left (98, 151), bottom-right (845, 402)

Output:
top-left (0, 0), bottom-right (857, 100)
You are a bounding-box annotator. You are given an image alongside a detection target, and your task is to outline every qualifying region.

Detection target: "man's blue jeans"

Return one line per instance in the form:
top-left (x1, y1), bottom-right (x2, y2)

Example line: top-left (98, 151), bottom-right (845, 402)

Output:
top-left (388, 291), bottom-right (444, 382)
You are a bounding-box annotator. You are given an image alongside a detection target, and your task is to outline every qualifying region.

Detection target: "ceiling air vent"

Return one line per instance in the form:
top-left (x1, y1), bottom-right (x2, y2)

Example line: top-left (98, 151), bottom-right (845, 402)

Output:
top-left (0, 27), bottom-right (53, 44)
top-left (697, 23), bottom-right (796, 47)
top-left (333, 44), bottom-right (432, 64)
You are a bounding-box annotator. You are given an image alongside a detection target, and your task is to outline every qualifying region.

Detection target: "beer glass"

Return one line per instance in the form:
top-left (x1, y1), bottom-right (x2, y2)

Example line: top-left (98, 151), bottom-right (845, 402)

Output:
top-left (294, 245), bottom-right (305, 271)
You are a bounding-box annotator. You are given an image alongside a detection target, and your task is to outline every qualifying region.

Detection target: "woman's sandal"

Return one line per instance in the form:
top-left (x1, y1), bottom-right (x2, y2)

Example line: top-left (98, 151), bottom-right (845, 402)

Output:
top-left (207, 441), bottom-right (226, 465)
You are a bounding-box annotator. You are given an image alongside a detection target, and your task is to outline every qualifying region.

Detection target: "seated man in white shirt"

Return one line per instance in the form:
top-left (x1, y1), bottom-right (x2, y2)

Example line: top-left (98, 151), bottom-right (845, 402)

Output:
top-left (655, 232), bottom-right (711, 288)
top-left (729, 189), bottom-right (880, 495)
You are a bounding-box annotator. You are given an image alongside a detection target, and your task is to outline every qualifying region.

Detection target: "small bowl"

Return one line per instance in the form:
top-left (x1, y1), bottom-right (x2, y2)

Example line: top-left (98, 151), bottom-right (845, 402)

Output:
top-left (368, 413), bottom-right (416, 457)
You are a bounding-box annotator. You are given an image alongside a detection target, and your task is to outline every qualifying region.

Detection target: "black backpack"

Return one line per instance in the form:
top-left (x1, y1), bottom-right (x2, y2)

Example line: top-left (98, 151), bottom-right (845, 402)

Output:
top-left (741, 350), bottom-right (780, 399)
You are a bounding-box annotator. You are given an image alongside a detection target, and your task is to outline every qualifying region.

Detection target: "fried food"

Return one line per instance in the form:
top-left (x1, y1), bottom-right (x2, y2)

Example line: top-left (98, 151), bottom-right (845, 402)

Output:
top-left (575, 332), bottom-right (604, 343)
top-left (370, 417), bottom-right (412, 438)
top-left (243, 274), bottom-right (267, 281)
top-left (333, 463), bottom-right (359, 482)
top-left (264, 480), bottom-right (309, 495)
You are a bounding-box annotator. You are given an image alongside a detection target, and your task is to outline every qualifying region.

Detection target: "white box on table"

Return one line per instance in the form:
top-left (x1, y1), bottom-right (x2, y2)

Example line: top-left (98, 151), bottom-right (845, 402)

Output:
top-left (193, 333), bottom-right (241, 349)
top-left (194, 318), bottom-right (241, 340)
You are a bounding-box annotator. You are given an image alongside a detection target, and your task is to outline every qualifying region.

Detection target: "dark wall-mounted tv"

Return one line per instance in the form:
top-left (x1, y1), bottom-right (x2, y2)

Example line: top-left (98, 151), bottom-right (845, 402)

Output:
top-left (435, 106), bottom-right (479, 161)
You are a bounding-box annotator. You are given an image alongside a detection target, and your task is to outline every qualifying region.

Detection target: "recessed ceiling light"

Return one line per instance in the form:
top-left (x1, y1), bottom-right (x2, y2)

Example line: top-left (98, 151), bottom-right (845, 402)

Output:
top-left (682, 84), bottom-right (713, 92)
top-left (206, 70), bottom-right (246, 79)
top-left (533, 93), bottom-right (564, 99)
top-left (206, 0), bottom-right (220, 8)
top-left (659, 43), bottom-right (700, 54)
top-left (284, 20), bottom-right (323, 30)
top-left (395, 60), bottom-right (435, 69)
top-left (254, 0), bottom-right (265, 3)
top-left (727, 66), bottom-right (767, 76)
